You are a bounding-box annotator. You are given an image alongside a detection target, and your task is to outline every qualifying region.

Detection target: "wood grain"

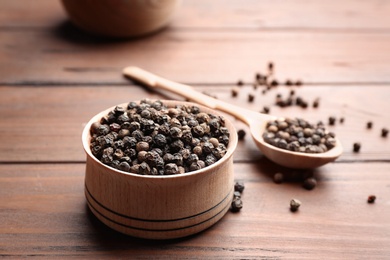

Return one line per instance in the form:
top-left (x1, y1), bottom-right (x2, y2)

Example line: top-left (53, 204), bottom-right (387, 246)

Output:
top-left (1, 0), bottom-right (389, 258)
top-left (0, 85), bottom-right (389, 163)
top-left (1, 0), bottom-right (390, 30)
top-left (1, 162), bottom-right (389, 258)
top-left (1, 29), bottom-right (390, 85)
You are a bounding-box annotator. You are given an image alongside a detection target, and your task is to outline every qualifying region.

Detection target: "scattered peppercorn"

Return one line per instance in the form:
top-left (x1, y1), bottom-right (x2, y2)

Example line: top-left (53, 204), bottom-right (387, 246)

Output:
top-left (381, 128), bottom-right (389, 137)
top-left (285, 79), bottom-right (293, 86)
top-left (290, 199), bottom-right (301, 212)
top-left (295, 80), bottom-right (303, 86)
top-left (231, 87), bottom-right (239, 97)
top-left (339, 117), bottom-right (344, 124)
top-left (231, 186), bottom-right (244, 213)
top-left (237, 129), bottom-right (246, 140)
top-left (237, 80), bottom-right (244, 86)
top-left (270, 79), bottom-right (278, 87)
top-left (248, 93), bottom-right (255, 102)
top-left (261, 106), bottom-right (270, 114)
top-left (328, 116), bottom-right (336, 126)
top-left (268, 62), bottom-right (274, 73)
top-left (367, 195), bottom-right (376, 203)
top-left (231, 198), bottom-right (243, 212)
top-left (90, 99), bottom-right (229, 175)
top-left (312, 98), bottom-right (320, 108)
top-left (273, 172), bottom-right (284, 184)
top-left (353, 142), bottom-right (361, 153)
top-left (234, 181), bottom-right (245, 192)
top-left (366, 121), bottom-right (373, 129)
top-left (303, 177), bottom-right (317, 190)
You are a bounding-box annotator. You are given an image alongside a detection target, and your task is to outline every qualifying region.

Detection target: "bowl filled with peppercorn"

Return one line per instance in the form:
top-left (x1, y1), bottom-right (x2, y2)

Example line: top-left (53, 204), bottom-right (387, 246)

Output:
top-left (82, 99), bottom-right (238, 239)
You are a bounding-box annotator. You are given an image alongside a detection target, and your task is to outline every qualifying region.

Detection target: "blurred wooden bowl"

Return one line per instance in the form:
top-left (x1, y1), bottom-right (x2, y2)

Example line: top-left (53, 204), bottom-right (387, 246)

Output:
top-left (61, 0), bottom-right (181, 38)
top-left (82, 100), bottom-right (238, 239)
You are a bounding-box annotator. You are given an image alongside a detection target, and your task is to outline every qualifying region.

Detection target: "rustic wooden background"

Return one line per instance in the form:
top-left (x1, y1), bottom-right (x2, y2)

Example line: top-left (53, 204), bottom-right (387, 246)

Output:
top-left (1, 0), bottom-right (389, 258)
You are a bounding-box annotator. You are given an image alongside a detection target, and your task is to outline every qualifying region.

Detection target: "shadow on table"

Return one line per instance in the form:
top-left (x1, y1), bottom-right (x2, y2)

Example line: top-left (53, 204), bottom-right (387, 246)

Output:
top-left (84, 203), bottom-right (204, 249)
top-left (52, 20), bottom-right (169, 45)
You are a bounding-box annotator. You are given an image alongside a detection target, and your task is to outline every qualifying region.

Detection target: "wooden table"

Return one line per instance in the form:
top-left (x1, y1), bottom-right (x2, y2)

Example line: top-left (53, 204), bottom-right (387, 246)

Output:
top-left (1, 1), bottom-right (389, 258)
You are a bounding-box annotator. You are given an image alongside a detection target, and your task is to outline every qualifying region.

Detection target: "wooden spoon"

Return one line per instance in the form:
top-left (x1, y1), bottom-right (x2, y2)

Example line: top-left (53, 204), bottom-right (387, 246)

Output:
top-left (123, 66), bottom-right (343, 169)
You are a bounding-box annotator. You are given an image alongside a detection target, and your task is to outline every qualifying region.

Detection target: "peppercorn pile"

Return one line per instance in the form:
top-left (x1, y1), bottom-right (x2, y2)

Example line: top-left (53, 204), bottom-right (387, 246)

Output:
top-left (262, 118), bottom-right (337, 153)
top-left (89, 99), bottom-right (230, 175)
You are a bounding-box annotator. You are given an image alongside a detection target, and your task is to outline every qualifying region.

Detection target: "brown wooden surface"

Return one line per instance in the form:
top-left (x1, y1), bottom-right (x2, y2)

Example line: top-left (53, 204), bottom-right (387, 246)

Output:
top-left (1, 0), bottom-right (389, 259)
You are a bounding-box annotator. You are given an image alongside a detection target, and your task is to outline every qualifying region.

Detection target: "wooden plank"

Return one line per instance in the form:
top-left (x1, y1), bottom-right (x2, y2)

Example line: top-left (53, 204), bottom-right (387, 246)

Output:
top-left (1, 162), bottom-right (389, 258)
top-left (0, 85), bottom-right (389, 163)
top-left (1, 0), bottom-right (390, 30)
top-left (1, 29), bottom-right (390, 85)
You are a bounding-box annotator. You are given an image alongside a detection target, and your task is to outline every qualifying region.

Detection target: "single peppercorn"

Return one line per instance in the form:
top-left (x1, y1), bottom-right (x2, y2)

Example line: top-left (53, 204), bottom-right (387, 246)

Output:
top-left (290, 199), bottom-right (301, 212)
top-left (381, 128), bottom-right (389, 137)
top-left (234, 181), bottom-right (245, 193)
top-left (353, 142), bottom-right (361, 153)
top-left (285, 79), bottom-right (293, 86)
top-left (248, 93), bottom-right (255, 102)
top-left (237, 129), bottom-right (246, 140)
top-left (136, 141), bottom-right (149, 152)
top-left (268, 62), bottom-right (274, 73)
top-left (270, 79), bottom-right (278, 87)
top-left (231, 198), bottom-right (243, 212)
top-left (328, 116), bottom-right (336, 126)
top-left (261, 106), bottom-right (270, 114)
top-left (312, 98), bottom-right (320, 108)
top-left (118, 161), bottom-right (131, 172)
top-left (367, 195), bottom-right (376, 203)
top-left (165, 163), bottom-right (179, 175)
top-left (303, 177), bottom-right (317, 190)
top-left (366, 121), bottom-right (373, 129)
top-left (273, 172), bottom-right (284, 184)
top-left (231, 87), bottom-right (239, 97)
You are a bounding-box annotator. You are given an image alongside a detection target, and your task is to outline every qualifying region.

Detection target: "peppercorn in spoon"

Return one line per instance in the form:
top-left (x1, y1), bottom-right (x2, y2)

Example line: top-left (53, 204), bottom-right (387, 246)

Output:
top-left (123, 66), bottom-right (343, 169)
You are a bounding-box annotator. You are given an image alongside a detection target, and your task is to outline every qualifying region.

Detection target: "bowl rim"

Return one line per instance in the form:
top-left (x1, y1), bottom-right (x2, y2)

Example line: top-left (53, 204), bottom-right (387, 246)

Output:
top-left (82, 99), bottom-right (238, 179)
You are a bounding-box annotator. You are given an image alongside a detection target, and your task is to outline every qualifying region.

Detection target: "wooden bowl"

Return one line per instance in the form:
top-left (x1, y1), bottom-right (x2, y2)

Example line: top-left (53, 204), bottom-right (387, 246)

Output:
top-left (81, 100), bottom-right (238, 239)
top-left (61, 0), bottom-right (181, 38)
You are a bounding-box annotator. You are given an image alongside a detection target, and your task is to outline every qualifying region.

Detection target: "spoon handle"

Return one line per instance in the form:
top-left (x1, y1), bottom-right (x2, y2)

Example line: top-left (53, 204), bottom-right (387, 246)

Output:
top-left (123, 66), bottom-right (271, 125)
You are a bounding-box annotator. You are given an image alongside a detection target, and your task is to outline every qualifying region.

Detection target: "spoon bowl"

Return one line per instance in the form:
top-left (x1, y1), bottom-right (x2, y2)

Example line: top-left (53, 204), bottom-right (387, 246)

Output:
top-left (123, 66), bottom-right (343, 169)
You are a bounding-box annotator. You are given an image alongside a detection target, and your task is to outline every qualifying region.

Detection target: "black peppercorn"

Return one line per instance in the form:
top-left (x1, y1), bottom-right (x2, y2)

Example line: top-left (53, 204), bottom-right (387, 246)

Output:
top-left (381, 128), bottom-right (389, 137)
top-left (231, 87), bottom-right (239, 97)
top-left (237, 129), bottom-right (246, 140)
top-left (353, 142), bottom-right (361, 153)
top-left (268, 62), bottom-right (274, 73)
top-left (261, 106), bottom-right (270, 114)
top-left (303, 177), bottom-right (317, 190)
top-left (248, 93), bottom-right (255, 102)
top-left (328, 116), bottom-right (336, 126)
top-left (231, 198), bottom-right (243, 212)
top-left (312, 98), bottom-right (320, 108)
top-left (366, 121), bottom-right (373, 129)
top-left (136, 141), bottom-right (149, 152)
top-left (234, 181), bottom-right (245, 192)
top-left (273, 172), bottom-right (284, 184)
top-left (90, 100), bottom-right (230, 175)
top-left (138, 162), bottom-right (151, 175)
top-left (165, 163), bottom-right (179, 175)
top-left (367, 195), bottom-right (376, 203)
top-left (290, 199), bottom-right (301, 212)
top-left (189, 160), bottom-right (205, 171)
top-left (118, 161), bottom-right (131, 172)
